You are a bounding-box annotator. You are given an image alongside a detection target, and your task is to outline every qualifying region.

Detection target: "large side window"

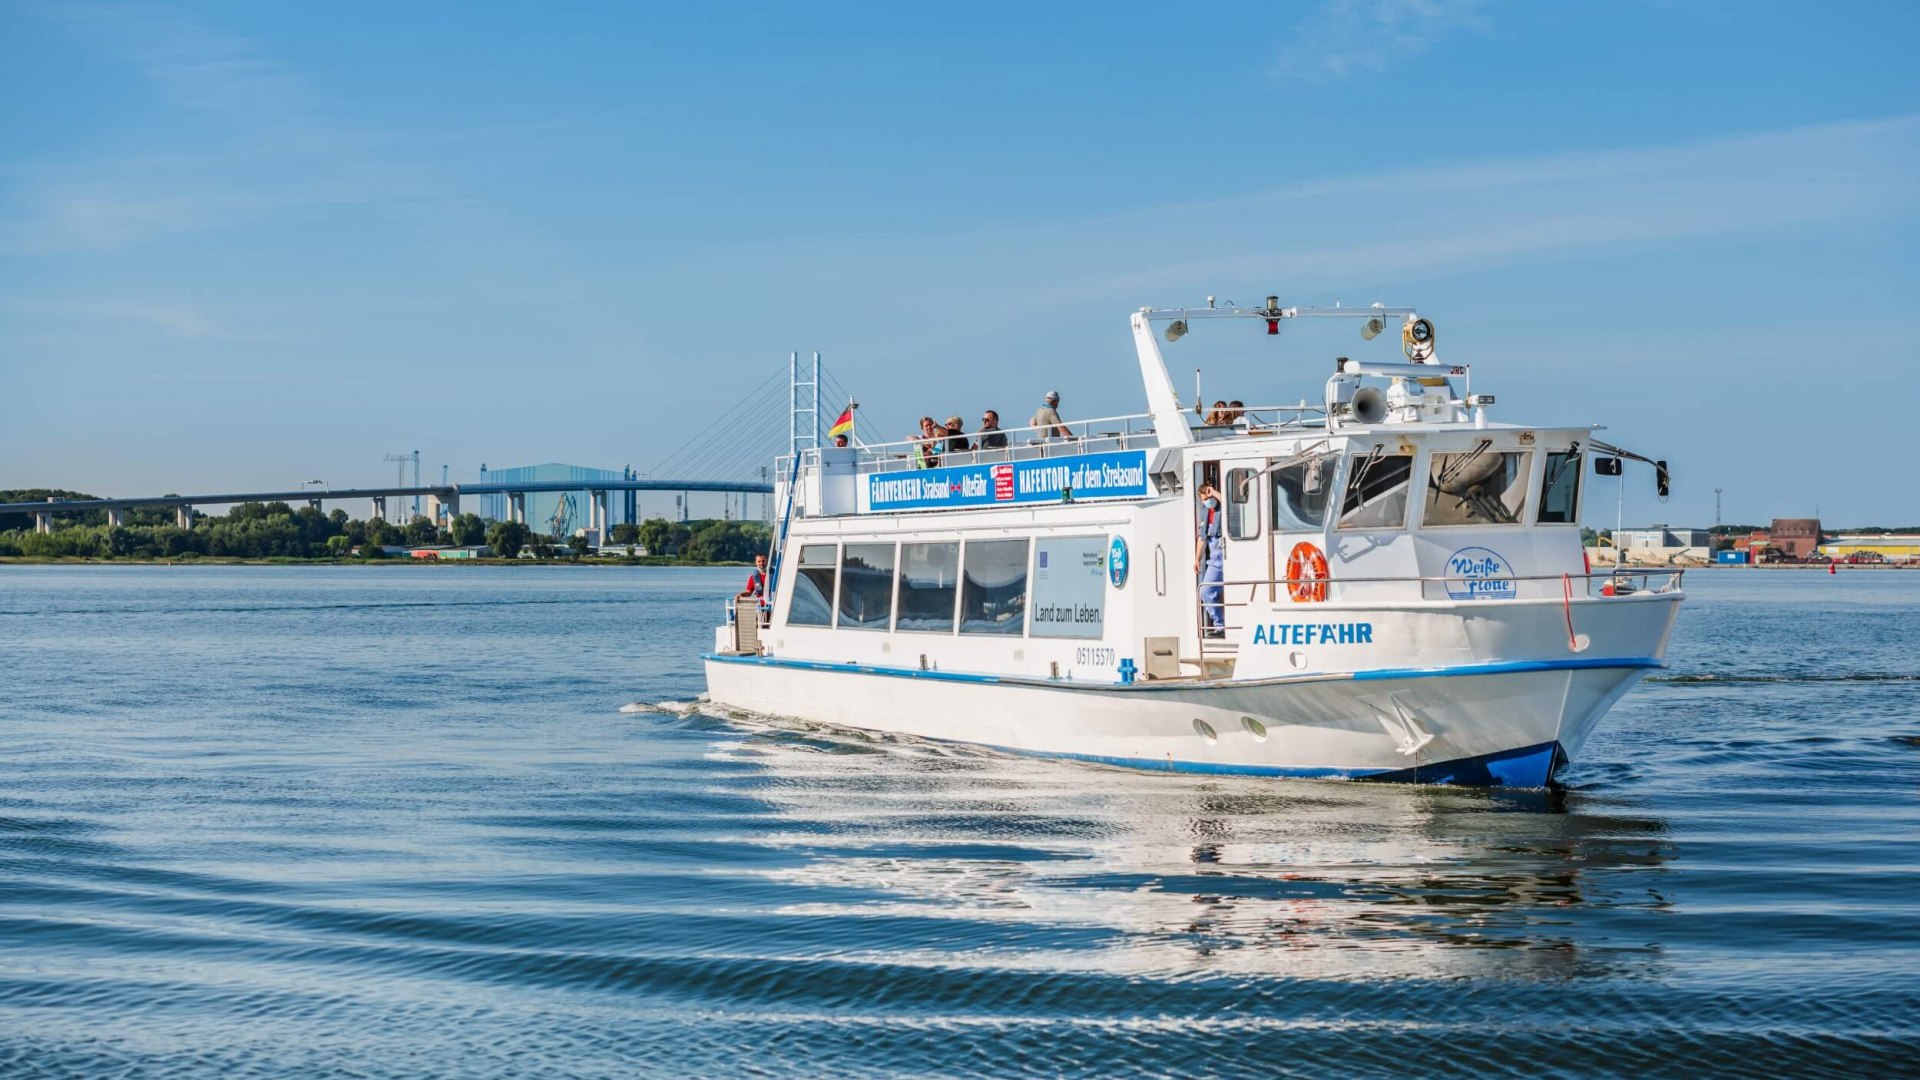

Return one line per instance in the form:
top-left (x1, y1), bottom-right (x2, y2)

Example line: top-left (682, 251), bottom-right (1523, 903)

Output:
top-left (837, 542), bottom-right (896, 630)
top-left (896, 542), bottom-right (960, 633)
top-left (787, 543), bottom-right (837, 626)
top-left (960, 539), bottom-right (1029, 635)
top-left (1537, 449), bottom-right (1582, 524)
top-left (1424, 449), bottom-right (1534, 526)
top-left (1226, 468), bottom-right (1259, 540)
top-left (1271, 455), bottom-right (1331, 532)
top-left (1339, 452), bottom-right (1413, 530)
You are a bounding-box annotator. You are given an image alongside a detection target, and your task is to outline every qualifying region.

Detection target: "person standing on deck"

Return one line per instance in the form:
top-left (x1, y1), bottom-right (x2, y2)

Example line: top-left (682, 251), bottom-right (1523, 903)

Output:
top-left (1194, 482), bottom-right (1225, 637)
top-left (1031, 391), bottom-right (1072, 439)
top-left (739, 553), bottom-right (770, 625)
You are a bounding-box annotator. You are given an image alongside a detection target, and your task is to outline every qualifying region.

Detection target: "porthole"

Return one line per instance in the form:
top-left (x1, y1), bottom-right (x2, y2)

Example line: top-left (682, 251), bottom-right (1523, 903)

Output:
top-left (1242, 715), bottom-right (1268, 741)
top-left (1192, 718), bottom-right (1218, 744)
top-left (1288, 651), bottom-right (1309, 669)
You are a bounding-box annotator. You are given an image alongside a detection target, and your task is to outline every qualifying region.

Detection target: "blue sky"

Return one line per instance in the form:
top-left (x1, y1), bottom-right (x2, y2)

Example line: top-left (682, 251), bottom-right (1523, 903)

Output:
top-left (4, 0), bottom-right (1917, 526)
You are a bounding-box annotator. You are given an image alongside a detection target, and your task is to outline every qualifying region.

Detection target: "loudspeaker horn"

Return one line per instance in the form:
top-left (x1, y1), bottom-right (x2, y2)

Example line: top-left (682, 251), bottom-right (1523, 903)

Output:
top-left (1351, 387), bottom-right (1387, 424)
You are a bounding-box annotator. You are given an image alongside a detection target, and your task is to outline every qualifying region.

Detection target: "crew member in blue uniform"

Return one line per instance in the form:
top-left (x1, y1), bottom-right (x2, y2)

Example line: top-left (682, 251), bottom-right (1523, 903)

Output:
top-left (1194, 482), bottom-right (1225, 637)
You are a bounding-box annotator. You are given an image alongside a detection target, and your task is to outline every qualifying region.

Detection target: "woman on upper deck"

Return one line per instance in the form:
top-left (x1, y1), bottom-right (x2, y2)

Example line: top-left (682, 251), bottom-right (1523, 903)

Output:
top-left (943, 416), bottom-right (972, 455)
top-left (915, 416), bottom-right (942, 468)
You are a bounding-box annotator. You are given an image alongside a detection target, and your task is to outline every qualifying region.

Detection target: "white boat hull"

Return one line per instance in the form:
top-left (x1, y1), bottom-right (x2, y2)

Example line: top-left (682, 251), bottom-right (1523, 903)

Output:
top-left (704, 652), bottom-right (1652, 787)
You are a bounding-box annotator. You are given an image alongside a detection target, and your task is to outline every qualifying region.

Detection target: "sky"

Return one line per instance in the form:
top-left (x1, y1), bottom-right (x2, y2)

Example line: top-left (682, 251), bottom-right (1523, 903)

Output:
top-left (3, 0), bottom-right (1917, 527)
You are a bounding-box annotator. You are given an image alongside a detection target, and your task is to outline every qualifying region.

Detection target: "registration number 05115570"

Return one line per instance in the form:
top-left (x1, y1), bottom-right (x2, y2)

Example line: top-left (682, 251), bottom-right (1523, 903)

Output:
top-left (1074, 646), bottom-right (1116, 668)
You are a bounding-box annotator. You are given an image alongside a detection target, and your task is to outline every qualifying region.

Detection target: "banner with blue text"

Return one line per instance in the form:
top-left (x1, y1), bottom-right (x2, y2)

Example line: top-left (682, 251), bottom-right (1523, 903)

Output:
top-left (865, 451), bottom-right (1150, 513)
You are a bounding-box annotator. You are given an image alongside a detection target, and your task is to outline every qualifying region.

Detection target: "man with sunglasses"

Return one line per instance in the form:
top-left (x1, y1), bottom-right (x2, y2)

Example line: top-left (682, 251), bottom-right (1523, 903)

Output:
top-left (976, 410), bottom-right (1009, 450)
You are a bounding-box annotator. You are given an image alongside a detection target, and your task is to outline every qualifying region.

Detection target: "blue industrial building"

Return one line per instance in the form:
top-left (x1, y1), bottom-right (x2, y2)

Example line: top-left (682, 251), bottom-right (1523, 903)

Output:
top-left (479, 463), bottom-right (637, 534)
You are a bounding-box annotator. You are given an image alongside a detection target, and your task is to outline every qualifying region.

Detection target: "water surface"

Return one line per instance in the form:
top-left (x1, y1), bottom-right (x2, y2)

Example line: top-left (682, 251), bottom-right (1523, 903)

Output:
top-left (2, 566), bottom-right (1916, 1076)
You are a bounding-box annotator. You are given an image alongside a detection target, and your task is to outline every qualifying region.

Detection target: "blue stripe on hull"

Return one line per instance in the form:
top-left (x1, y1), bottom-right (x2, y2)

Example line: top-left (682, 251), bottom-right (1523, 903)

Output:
top-left (703, 651), bottom-right (1660, 688)
top-left (988, 740), bottom-right (1566, 788)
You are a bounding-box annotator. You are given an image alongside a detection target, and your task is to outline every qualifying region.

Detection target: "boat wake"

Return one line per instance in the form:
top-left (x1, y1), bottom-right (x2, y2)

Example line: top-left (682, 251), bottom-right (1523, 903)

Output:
top-left (1652, 672), bottom-right (1920, 684)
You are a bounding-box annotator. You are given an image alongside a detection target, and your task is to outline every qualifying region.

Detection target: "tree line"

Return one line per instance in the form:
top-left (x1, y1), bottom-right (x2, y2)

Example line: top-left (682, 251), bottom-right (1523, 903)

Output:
top-left (0, 489), bottom-right (771, 563)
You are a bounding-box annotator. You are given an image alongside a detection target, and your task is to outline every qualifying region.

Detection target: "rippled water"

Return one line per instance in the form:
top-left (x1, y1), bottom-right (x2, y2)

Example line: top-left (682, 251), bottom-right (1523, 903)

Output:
top-left (2, 566), bottom-right (1917, 1077)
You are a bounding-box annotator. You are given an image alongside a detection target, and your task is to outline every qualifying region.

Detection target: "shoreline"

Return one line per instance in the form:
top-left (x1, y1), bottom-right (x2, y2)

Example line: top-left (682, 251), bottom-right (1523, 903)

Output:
top-left (0, 556), bottom-right (750, 568)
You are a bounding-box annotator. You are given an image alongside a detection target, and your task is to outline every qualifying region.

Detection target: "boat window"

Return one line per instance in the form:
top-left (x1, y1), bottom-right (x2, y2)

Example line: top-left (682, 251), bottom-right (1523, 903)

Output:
top-left (787, 543), bottom-right (838, 627)
top-left (896, 542), bottom-right (960, 633)
top-left (1338, 451), bottom-right (1413, 530)
top-left (960, 539), bottom-right (1029, 635)
top-left (1270, 455), bottom-right (1331, 532)
top-left (1226, 468), bottom-right (1259, 540)
top-left (1423, 449), bottom-right (1534, 527)
top-left (1537, 449), bottom-right (1582, 524)
top-left (837, 542), bottom-right (896, 630)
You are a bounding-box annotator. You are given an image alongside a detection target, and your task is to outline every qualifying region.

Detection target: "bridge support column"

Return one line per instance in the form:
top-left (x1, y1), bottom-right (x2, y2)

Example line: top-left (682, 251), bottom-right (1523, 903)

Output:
top-left (370, 496), bottom-right (386, 521)
top-left (442, 493), bottom-right (459, 521)
top-left (307, 498), bottom-right (322, 512)
top-left (176, 505), bottom-right (193, 529)
top-left (35, 497), bottom-right (53, 533)
top-left (106, 506), bottom-right (125, 528)
top-left (508, 493), bottom-right (525, 524)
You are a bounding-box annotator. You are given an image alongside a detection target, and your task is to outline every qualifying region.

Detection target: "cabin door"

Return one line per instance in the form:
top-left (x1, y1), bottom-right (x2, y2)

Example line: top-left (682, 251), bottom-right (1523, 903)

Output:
top-left (1191, 460), bottom-right (1223, 636)
top-left (1221, 462), bottom-right (1273, 606)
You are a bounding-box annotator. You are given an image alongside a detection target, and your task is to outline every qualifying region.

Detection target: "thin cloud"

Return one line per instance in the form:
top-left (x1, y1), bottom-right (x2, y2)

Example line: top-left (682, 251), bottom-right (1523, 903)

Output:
top-left (3, 299), bottom-right (237, 339)
top-left (1273, 0), bottom-right (1493, 81)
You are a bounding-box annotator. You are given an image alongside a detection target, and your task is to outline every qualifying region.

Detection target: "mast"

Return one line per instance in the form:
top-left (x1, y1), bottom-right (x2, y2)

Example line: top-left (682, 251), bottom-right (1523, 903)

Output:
top-left (1130, 310), bottom-right (1193, 447)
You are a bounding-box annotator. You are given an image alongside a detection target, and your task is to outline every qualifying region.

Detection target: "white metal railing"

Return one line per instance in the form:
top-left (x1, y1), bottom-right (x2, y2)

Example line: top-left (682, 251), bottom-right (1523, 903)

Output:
top-left (775, 405), bottom-right (1341, 479)
top-left (844, 410), bottom-right (1162, 474)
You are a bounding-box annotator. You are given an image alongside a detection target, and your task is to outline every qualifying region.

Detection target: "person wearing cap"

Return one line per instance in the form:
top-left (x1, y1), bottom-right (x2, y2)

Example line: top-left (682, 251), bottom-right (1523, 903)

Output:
top-left (1031, 391), bottom-right (1071, 439)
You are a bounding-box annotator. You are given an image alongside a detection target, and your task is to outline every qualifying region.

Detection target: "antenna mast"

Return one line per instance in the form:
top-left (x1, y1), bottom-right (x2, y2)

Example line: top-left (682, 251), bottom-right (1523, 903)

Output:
top-left (789, 351), bottom-right (821, 459)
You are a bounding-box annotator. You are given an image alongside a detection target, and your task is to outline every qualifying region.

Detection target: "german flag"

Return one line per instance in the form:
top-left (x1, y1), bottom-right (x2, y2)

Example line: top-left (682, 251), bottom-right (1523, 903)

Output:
top-left (828, 406), bottom-right (855, 439)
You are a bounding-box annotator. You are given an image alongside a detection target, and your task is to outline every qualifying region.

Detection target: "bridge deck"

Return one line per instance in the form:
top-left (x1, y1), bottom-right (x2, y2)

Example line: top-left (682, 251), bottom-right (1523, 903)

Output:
top-left (0, 479), bottom-right (771, 514)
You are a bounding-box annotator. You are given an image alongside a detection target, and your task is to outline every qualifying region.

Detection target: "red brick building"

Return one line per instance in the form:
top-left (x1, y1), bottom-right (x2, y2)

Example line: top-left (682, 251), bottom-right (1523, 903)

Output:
top-left (1768, 518), bottom-right (1824, 560)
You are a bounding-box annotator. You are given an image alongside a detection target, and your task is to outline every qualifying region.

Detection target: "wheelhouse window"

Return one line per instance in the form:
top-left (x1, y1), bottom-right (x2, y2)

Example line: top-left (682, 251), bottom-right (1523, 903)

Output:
top-left (788, 543), bottom-right (837, 627)
top-left (960, 539), bottom-right (1029, 635)
top-left (1423, 448), bottom-right (1534, 527)
top-left (1338, 451), bottom-right (1413, 530)
top-left (896, 542), bottom-right (960, 633)
top-left (1271, 455), bottom-right (1332, 532)
top-left (1537, 449), bottom-right (1582, 524)
top-left (837, 542), bottom-right (895, 630)
top-left (1226, 468), bottom-right (1259, 540)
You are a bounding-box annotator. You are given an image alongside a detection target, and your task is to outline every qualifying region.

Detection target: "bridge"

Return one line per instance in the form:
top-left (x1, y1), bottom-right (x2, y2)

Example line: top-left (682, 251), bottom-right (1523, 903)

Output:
top-left (5, 351), bottom-right (854, 537)
top-left (0, 479), bottom-right (773, 535)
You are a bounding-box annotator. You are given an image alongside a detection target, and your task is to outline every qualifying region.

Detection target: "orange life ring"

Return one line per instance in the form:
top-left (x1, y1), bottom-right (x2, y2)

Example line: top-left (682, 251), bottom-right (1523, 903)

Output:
top-left (1286, 541), bottom-right (1329, 603)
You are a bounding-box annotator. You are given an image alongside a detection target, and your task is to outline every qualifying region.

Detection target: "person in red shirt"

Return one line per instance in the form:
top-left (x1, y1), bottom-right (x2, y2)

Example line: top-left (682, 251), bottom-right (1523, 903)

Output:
top-left (741, 553), bottom-right (768, 600)
top-left (738, 553), bottom-right (771, 626)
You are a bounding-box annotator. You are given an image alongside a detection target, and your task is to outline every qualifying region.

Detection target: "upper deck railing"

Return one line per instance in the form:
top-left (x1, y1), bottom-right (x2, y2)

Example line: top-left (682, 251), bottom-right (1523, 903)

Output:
top-left (774, 405), bottom-right (1331, 480)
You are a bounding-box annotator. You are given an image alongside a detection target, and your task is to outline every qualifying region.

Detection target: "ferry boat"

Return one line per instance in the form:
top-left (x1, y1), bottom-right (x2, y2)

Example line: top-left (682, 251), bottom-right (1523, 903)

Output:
top-left (704, 300), bottom-right (1683, 786)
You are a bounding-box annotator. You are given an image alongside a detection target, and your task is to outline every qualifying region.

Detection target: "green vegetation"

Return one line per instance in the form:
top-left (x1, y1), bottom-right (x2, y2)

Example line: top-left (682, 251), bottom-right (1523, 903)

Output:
top-left (0, 490), bottom-right (771, 566)
top-left (636, 517), bottom-right (769, 562)
top-left (485, 520), bottom-right (530, 559)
